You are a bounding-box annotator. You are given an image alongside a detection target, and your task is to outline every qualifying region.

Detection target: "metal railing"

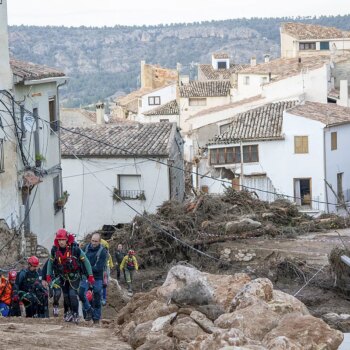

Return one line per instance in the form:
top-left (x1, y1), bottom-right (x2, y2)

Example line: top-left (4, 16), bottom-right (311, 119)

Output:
top-left (114, 189), bottom-right (146, 201)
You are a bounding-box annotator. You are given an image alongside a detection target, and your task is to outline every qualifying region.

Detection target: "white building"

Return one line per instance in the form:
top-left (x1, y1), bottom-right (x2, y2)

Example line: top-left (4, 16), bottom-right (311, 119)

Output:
top-left (142, 100), bottom-right (180, 124)
top-left (280, 22), bottom-right (350, 59)
top-left (61, 122), bottom-right (185, 237)
top-left (0, 0), bottom-right (67, 248)
top-left (206, 101), bottom-right (350, 214)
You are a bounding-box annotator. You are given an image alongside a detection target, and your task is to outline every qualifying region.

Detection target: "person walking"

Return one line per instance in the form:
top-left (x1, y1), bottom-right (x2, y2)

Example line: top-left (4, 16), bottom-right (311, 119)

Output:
top-left (46, 228), bottom-right (94, 324)
top-left (79, 233), bottom-right (107, 325)
top-left (115, 243), bottom-right (126, 281)
top-left (120, 250), bottom-right (139, 294)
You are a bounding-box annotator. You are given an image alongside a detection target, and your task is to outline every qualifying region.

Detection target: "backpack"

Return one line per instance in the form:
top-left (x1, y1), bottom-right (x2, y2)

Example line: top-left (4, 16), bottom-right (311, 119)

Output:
top-left (84, 244), bottom-right (107, 271)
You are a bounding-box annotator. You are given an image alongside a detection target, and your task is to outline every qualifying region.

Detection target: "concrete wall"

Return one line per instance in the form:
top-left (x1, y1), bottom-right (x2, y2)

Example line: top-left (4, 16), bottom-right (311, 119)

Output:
top-left (280, 32), bottom-right (297, 58)
top-left (325, 123), bottom-right (350, 213)
top-left (62, 157), bottom-right (171, 239)
top-left (139, 84), bottom-right (177, 114)
top-left (179, 95), bottom-right (231, 132)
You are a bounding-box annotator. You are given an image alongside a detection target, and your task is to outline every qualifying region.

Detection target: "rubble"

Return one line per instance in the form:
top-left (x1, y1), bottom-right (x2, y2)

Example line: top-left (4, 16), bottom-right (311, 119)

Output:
top-left (115, 265), bottom-right (343, 349)
top-left (108, 189), bottom-right (349, 270)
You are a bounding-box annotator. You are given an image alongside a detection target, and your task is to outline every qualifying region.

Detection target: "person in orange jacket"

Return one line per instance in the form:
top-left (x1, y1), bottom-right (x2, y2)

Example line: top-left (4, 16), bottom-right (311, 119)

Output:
top-left (0, 270), bottom-right (17, 316)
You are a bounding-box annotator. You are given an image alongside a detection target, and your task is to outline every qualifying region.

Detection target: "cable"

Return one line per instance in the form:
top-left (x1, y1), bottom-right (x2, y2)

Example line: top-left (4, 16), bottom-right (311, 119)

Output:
top-left (2, 91), bottom-right (343, 208)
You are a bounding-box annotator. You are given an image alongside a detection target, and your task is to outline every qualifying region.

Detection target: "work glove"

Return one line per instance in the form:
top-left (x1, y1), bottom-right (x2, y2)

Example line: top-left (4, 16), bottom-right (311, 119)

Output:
top-left (12, 295), bottom-right (19, 302)
top-left (88, 275), bottom-right (95, 286)
top-left (46, 275), bottom-right (52, 283)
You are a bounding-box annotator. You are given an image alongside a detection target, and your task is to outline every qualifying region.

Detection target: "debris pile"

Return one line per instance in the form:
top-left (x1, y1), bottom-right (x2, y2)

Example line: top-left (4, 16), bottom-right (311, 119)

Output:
top-left (109, 189), bottom-right (348, 268)
top-left (115, 264), bottom-right (343, 349)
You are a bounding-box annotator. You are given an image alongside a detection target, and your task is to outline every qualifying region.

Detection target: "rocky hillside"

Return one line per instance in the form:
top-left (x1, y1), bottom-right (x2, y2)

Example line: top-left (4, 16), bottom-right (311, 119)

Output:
top-left (8, 15), bottom-right (350, 107)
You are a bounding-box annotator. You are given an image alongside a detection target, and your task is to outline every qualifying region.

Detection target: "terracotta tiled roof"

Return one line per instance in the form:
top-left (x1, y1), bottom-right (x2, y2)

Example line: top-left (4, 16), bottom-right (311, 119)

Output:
top-left (238, 54), bottom-right (350, 82)
top-left (198, 63), bottom-right (248, 81)
top-left (61, 122), bottom-right (177, 157)
top-left (281, 22), bottom-right (350, 40)
top-left (212, 52), bottom-right (230, 59)
top-left (10, 59), bottom-right (65, 82)
top-left (209, 101), bottom-right (297, 144)
top-left (287, 101), bottom-right (350, 126)
top-left (143, 100), bottom-right (179, 116)
top-left (180, 81), bottom-right (231, 98)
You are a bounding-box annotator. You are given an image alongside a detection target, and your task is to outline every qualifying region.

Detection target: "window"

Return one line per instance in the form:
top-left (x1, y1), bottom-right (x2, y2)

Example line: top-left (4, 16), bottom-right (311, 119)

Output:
top-left (261, 76), bottom-right (268, 85)
top-left (160, 119), bottom-right (169, 122)
top-left (294, 136), bottom-right (309, 154)
top-left (320, 41), bottom-right (330, 50)
top-left (210, 146), bottom-right (248, 165)
top-left (331, 132), bottom-right (337, 150)
top-left (148, 96), bottom-right (161, 105)
top-left (243, 145), bottom-right (259, 163)
top-left (294, 178), bottom-right (312, 207)
top-left (337, 173), bottom-right (344, 203)
top-left (189, 98), bottom-right (207, 106)
top-left (244, 76), bottom-right (250, 85)
top-left (116, 175), bottom-right (145, 200)
top-left (219, 123), bottom-right (231, 134)
top-left (210, 146), bottom-right (260, 165)
top-left (49, 97), bottom-right (58, 132)
top-left (217, 61), bottom-right (227, 69)
top-left (0, 139), bottom-right (4, 173)
top-left (299, 42), bottom-right (316, 50)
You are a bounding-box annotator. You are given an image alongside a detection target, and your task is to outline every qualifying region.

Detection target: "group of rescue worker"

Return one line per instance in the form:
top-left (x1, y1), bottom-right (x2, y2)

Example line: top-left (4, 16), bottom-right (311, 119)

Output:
top-left (0, 228), bottom-right (139, 324)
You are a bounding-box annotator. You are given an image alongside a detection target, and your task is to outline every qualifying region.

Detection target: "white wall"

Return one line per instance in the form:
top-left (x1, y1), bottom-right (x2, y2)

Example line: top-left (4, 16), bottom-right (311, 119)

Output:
top-left (0, 0), bottom-right (12, 90)
top-left (13, 82), bottom-right (64, 248)
top-left (180, 95), bottom-right (231, 132)
top-left (236, 66), bottom-right (328, 103)
top-left (62, 157), bottom-right (170, 239)
top-left (325, 123), bottom-right (350, 213)
top-left (139, 84), bottom-right (177, 114)
top-left (205, 113), bottom-right (327, 211)
top-left (280, 32), bottom-right (298, 58)
top-left (138, 113), bottom-right (180, 125)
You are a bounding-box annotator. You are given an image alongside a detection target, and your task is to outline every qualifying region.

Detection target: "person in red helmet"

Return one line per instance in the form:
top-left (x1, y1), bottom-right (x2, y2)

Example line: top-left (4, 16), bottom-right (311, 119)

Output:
top-left (47, 228), bottom-right (94, 324)
top-left (14, 256), bottom-right (48, 318)
top-left (120, 249), bottom-right (139, 294)
top-left (0, 270), bottom-right (17, 317)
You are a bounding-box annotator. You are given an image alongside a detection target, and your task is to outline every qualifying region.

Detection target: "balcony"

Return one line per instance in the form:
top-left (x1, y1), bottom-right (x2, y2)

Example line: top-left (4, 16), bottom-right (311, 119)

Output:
top-left (113, 188), bottom-right (146, 201)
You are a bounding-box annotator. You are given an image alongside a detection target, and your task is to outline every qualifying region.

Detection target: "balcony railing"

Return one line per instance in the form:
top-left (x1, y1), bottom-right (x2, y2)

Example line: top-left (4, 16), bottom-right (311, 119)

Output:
top-left (113, 188), bottom-right (146, 201)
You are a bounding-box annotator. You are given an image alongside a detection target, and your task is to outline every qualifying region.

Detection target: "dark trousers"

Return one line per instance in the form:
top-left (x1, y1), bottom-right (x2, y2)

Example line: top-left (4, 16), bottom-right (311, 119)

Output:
top-left (61, 279), bottom-right (79, 314)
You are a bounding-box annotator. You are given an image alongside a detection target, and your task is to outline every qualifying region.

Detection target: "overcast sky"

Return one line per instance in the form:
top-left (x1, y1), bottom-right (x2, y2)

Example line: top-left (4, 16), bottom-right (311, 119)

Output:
top-left (7, 0), bottom-right (350, 27)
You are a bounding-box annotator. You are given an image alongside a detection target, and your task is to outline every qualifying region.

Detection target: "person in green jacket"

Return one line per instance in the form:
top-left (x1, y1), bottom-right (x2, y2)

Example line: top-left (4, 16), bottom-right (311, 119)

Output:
top-left (120, 250), bottom-right (139, 293)
top-left (46, 229), bottom-right (94, 323)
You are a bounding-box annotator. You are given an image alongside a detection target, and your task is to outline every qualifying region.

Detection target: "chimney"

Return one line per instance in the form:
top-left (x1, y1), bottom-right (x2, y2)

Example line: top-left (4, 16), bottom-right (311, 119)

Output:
top-left (250, 56), bottom-right (257, 67)
top-left (140, 60), bottom-right (146, 88)
top-left (96, 101), bottom-right (105, 125)
top-left (339, 80), bottom-right (349, 107)
top-left (179, 75), bottom-right (189, 85)
top-left (0, 0), bottom-right (12, 90)
top-left (264, 54), bottom-right (270, 63)
top-left (298, 57), bottom-right (302, 64)
top-left (176, 62), bottom-right (182, 72)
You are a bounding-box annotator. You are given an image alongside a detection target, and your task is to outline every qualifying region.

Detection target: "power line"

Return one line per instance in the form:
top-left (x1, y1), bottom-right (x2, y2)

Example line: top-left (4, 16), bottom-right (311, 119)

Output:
top-left (1, 90), bottom-right (342, 208)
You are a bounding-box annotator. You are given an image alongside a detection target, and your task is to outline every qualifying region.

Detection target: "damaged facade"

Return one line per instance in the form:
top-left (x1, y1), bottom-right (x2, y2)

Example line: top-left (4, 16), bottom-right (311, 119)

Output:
top-left (0, 0), bottom-right (66, 248)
